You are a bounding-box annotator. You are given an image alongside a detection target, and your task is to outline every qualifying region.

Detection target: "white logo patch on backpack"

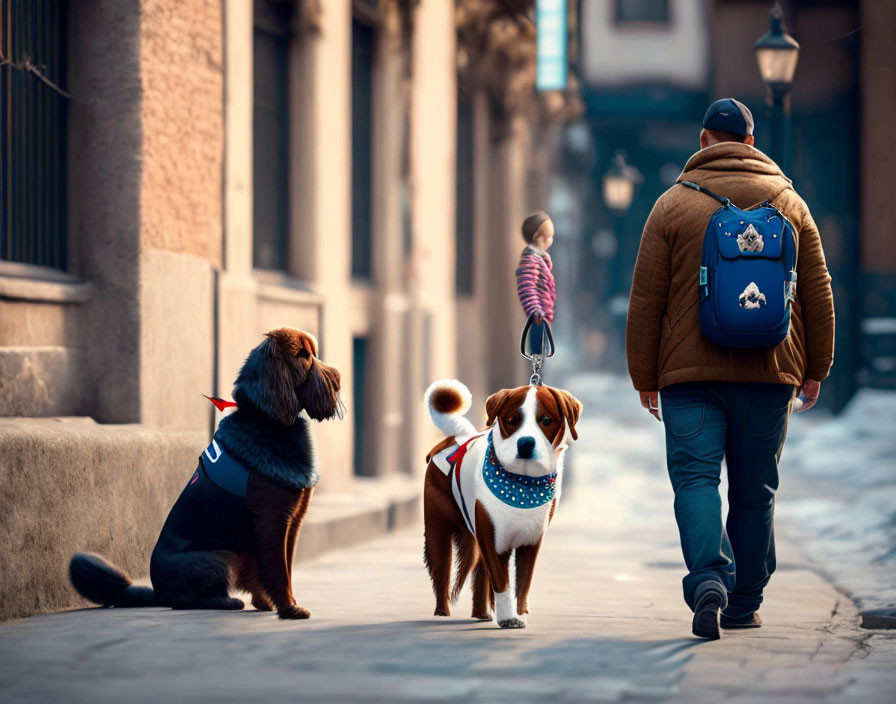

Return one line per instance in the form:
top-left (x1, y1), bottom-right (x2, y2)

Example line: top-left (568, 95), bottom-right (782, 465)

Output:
top-left (739, 282), bottom-right (767, 309)
top-left (737, 223), bottom-right (764, 252)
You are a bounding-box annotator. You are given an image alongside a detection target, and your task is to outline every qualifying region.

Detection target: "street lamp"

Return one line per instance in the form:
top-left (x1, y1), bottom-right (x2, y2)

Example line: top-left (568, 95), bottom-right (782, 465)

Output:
top-left (754, 2), bottom-right (799, 169)
top-left (602, 150), bottom-right (641, 215)
top-left (601, 149), bottom-right (641, 372)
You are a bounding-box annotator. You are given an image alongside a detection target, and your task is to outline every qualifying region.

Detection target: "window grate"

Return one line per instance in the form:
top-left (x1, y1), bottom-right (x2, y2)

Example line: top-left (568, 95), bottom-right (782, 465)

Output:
top-left (351, 19), bottom-right (374, 281)
top-left (252, 0), bottom-right (291, 271)
top-left (455, 95), bottom-right (474, 295)
top-left (1, 0), bottom-right (68, 271)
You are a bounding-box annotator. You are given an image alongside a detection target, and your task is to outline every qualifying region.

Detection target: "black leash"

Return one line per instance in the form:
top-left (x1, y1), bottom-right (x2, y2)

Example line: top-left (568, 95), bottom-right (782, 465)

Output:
top-left (519, 313), bottom-right (555, 386)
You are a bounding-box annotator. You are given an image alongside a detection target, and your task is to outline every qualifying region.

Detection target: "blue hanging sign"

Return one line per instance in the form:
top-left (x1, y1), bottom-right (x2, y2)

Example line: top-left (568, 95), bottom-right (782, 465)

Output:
top-left (536, 0), bottom-right (568, 91)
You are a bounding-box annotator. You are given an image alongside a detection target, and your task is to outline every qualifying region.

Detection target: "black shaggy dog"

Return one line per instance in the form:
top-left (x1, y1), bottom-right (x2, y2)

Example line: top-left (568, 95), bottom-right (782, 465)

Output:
top-left (69, 328), bottom-right (342, 619)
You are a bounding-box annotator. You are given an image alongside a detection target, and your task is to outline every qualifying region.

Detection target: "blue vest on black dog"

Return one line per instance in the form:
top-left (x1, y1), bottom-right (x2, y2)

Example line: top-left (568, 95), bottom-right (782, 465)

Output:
top-left (151, 412), bottom-right (318, 565)
top-left (681, 180), bottom-right (797, 349)
top-left (200, 439), bottom-right (250, 497)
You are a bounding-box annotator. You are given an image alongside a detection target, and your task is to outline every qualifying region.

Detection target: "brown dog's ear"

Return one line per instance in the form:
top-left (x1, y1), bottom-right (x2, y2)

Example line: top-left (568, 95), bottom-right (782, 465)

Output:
top-left (485, 389), bottom-right (514, 428)
top-left (302, 331), bottom-right (319, 358)
top-left (547, 387), bottom-right (582, 441)
top-left (232, 335), bottom-right (301, 424)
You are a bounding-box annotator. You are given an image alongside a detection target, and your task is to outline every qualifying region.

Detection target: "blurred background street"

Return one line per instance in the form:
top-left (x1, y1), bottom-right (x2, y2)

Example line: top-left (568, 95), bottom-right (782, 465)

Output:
top-left (1, 0), bottom-right (895, 700)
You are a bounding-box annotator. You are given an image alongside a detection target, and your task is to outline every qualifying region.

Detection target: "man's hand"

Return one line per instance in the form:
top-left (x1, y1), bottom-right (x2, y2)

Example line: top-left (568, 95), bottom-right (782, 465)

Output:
top-left (798, 378), bottom-right (821, 412)
top-left (639, 390), bottom-right (660, 421)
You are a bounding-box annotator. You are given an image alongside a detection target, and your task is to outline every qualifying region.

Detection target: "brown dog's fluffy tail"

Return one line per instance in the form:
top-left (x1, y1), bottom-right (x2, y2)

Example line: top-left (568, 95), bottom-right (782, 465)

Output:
top-left (69, 553), bottom-right (158, 607)
top-left (424, 379), bottom-right (477, 439)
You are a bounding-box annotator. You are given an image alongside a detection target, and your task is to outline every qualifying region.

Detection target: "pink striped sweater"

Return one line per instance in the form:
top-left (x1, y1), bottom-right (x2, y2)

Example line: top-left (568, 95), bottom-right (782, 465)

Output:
top-left (515, 245), bottom-right (556, 323)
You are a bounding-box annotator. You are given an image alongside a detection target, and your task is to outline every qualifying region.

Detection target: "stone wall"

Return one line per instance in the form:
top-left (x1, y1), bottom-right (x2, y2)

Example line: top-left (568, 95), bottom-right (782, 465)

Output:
top-left (139, 0), bottom-right (224, 265)
top-left (0, 418), bottom-right (207, 621)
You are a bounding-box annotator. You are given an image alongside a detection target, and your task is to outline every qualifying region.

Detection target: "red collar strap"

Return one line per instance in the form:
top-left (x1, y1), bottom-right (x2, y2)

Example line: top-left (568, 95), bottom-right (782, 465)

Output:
top-left (446, 433), bottom-right (485, 467)
top-left (204, 395), bottom-right (238, 411)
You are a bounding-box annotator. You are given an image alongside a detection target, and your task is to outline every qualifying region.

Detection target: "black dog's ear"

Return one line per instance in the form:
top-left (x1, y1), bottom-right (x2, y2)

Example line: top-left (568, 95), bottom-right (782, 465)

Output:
top-left (233, 336), bottom-right (300, 424)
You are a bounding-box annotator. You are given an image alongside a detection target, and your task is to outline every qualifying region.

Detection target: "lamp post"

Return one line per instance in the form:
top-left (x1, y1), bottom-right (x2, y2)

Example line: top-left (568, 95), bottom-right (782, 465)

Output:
top-left (602, 149), bottom-right (641, 371)
top-left (754, 2), bottom-right (800, 171)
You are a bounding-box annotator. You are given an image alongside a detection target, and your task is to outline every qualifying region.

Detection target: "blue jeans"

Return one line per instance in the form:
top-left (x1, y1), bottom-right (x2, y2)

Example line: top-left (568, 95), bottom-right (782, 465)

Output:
top-left (660, 381), bottom-right (794, 617)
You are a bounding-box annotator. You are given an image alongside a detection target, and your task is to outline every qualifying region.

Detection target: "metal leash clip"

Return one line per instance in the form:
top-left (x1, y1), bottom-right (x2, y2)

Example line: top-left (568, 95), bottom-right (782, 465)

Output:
top-left (519, 313), bottom-right (555, 387)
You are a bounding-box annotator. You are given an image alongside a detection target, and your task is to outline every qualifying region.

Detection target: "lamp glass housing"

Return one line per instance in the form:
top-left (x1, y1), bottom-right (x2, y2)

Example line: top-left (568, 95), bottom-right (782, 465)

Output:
top-left (753, 9), bottom-right (800, 90)
top-left (755, 45), bottom-right (799, 88)
top-left (602, 174), bottom-right (634, 214)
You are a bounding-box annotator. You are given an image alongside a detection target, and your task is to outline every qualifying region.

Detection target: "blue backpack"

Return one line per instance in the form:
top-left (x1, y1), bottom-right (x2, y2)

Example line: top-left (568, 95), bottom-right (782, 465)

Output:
top-left (680, 180), bottom-right (797, 349)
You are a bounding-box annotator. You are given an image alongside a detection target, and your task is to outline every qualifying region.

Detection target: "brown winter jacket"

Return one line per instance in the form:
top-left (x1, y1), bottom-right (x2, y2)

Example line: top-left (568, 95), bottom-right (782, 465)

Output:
top-left (626, 142), bottom-right (835, 391)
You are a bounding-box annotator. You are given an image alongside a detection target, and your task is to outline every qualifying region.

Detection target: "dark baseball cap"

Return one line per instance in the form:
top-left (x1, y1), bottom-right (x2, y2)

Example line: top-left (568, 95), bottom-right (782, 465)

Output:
top-left (702, 98), bottom-right (754, 138)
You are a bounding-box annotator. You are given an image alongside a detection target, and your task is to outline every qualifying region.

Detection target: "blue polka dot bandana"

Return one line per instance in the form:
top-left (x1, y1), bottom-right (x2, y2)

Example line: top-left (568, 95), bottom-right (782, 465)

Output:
top-left (482, 432), bottom-right (557, 509)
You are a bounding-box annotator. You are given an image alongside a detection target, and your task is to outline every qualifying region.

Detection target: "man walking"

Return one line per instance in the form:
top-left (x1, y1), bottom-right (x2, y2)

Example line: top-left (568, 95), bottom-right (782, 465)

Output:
top-left (626, 98), bottom-right (835, 639)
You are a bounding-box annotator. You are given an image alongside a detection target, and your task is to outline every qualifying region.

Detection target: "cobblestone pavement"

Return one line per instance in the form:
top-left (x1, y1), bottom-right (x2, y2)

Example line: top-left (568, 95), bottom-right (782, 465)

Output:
top-left (1, 375), bottom-right (894, 703)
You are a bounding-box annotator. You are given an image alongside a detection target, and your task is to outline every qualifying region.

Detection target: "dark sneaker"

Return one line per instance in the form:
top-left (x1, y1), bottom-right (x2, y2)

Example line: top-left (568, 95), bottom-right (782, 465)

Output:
top-left (721, 612), bottom-right (762, 629)
top-left (692, 587), bottom-right (724, 640)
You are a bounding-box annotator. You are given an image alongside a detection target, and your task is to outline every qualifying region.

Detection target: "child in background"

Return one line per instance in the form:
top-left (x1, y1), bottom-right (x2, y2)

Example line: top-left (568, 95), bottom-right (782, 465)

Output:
top-left (516, 211), bottom-right (556, 355)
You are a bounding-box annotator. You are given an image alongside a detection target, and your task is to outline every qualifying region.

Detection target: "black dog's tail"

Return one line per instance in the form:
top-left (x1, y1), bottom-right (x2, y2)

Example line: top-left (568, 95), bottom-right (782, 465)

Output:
top-left (69, 553), bottom-right (159, 607)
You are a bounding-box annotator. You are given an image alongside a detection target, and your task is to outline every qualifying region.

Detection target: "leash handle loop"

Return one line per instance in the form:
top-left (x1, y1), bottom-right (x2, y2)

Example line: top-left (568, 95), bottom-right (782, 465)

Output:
top-left (520, 314), bottom-right (555, 359)
top-left (520, 314), bottom-right (554, 386)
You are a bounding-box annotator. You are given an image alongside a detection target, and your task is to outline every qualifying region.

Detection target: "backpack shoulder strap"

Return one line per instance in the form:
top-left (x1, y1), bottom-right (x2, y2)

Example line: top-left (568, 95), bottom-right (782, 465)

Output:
top-left (678, 180), bottom-right (730, 206)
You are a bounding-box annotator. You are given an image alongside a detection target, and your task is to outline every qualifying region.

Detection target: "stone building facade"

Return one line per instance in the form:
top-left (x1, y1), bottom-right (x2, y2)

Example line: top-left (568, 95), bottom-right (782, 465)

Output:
top-left (0, 0), bottom-right (578, 619)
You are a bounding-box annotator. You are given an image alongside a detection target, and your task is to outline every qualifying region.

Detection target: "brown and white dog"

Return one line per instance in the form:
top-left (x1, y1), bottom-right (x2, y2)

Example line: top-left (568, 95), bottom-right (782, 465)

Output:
top-left (423, 379), bottom-right (581, 628)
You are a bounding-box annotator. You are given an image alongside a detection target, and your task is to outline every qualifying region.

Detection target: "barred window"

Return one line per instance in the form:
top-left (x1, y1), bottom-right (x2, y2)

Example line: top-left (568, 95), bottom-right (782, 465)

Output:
top-left (253, 0), bottom-right (291, 271)
top-left (455, 93), bottom-right (474, 295)
top-left (1, 0), bottom-right (68, 270)
top-left (351, 17), bottom-right (375, 281)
